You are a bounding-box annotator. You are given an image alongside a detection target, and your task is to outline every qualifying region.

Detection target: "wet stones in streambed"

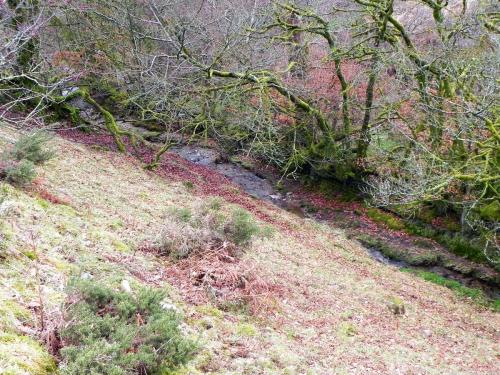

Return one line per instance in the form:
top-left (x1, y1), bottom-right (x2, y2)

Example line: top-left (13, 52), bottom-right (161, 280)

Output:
top-left (170, 145), bottom-right (277, 202)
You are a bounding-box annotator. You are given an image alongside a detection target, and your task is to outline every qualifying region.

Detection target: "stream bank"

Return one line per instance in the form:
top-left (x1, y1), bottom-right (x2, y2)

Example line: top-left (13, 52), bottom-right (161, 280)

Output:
top-left (52, 117), bottom-right (499, 302)
top-left (169, 144), bottom-right (499, 300)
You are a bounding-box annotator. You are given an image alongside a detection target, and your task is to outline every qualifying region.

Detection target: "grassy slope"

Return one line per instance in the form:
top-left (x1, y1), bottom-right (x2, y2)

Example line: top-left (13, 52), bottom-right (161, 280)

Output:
top-left (0, 126), bottom-right (498, 375)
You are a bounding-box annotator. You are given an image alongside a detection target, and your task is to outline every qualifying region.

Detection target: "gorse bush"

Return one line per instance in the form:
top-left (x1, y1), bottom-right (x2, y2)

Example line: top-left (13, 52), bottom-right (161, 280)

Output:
top-left (60, 278), bottom-right (197, 375)
top-left (6, 131), bottom-right (55, 164)
top-left (158, 201), bottom-right (262, 259)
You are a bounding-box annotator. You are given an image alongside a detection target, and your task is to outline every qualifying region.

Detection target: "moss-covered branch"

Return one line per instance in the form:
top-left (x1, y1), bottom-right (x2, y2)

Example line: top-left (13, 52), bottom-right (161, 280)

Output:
top-left (53, 89), bottom-right (145, 153)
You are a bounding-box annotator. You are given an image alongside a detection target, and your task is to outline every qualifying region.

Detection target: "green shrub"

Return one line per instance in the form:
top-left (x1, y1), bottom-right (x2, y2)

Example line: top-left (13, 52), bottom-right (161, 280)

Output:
top-left (4, 159), bottom-right (37, 185)
top-left (158, 203), bottom-right (262, 259)
top-left (366, 208), bottom-right (405, 230)
top-left (6, 131), bottom-right (55, 164)
top-left (59, 278), bottom-right (197, 375)
top-left (224, 208), bottom-right (260, 246)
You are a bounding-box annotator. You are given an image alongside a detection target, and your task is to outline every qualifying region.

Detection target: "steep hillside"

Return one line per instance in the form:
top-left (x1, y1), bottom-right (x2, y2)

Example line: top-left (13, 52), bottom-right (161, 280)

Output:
top-left (0, 126), bottom-right (499, 374)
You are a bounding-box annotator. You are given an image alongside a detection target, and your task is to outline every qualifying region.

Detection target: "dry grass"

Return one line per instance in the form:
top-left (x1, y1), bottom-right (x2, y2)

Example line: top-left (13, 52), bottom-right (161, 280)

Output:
top-left (0, 126), bottom-right (499, 374)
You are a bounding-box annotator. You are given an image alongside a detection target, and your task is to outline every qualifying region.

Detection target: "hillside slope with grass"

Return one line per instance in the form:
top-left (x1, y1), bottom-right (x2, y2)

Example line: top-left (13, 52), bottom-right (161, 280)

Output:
top-left (0, 125), bottom-right (499, 375)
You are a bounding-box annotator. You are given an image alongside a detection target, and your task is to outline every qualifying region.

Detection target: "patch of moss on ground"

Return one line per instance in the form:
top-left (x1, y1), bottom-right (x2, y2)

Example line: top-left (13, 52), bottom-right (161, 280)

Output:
top-left (402, 269), bottom-right (499, 310)
top-left (404, 222), bottom-right (489, 264)
top-left (479, 200), bottom-right (500, 221)
top-left (366, 208), bottom-right (406, 231)
top-left (0, 332), bottom-right (57, 375)
top-left (236, 323), bottom-right (257, 337)
top-left (338, 322), bottom-right (357, 338)
top-left (0, 299), bottom-right (32, 334)
top-left (195, 305), bottom-right (224, 319)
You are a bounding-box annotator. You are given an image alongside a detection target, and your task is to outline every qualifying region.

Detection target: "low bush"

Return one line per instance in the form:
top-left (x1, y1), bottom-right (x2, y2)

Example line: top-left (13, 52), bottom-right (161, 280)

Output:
top-left (59, 278), bottom-right (197, 375)
top-left (6, 131), bottom-right (55, 164)
top-left (158, 202), bottom-right (262, 259)
top-left (159, 217), bottom-right (217, 259)
top-left (224, 208), bottom-right (260, 246)
top-left (4, 159), bottom-right (37, 185)
top-left (1, 131), bottom-right (55, 186)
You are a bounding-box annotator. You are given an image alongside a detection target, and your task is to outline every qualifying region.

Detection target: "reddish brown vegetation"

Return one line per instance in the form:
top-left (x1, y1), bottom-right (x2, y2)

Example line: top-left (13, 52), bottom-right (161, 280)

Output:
top-left (157, 242), bottom-right (286, 314)
top-left (57, 128), bottom-right (288, 314)
top-left (29, 178), bottom-right (73, 206)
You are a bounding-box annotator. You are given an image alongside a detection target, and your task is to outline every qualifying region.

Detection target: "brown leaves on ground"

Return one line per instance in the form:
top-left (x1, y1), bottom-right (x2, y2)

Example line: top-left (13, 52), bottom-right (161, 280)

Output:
top-left (144, 240), bottom-right (286, 316)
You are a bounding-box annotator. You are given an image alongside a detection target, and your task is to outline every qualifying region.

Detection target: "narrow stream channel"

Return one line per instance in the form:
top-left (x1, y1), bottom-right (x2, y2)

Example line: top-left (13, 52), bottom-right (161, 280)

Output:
top-left (170, 144), bottom-right (499, 299)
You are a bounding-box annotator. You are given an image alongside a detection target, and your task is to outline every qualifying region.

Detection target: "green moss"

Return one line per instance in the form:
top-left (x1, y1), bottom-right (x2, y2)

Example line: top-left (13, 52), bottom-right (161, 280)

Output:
top-left (109, 219), bottom-right (124, 230)
top-left (442, 235), bottom-right (485, 263)
top-left (231, 156), bottom-right (254, 171)
top-left (0, 299), bottom-right (32, 333)
top-left (404, 222), bottom-right (487, 264)
top-left (402, 269), bottom-right (498, 308)
top-left (416, 207), bottom-right (436, 224)
top-left (357, 235), bottom-right (440, 266)
top-left (236, 323), bottom-right (257, 337)
top-left (112, 239), bottom-right (130, 252)
top-left (23, 250), bottom-right (37, 260)
top-left (275, 181), bottom-right (284, 192)
top-left (36, 197), bottom-right (50, 209)
top-left (0, 332), bottom-right (57, 375)
top-left (492, 299), bottom-right (500, 312)
top-left (479, 200), bottom-right (500, 221)
top-left (195, 304), bottom-right (224, 319)
top-left (218, 298), bottom-right (249, 315)
top-left (338, 322), bottom-right (357, 337)
top-left (366, 208), bottom-right (405, 230)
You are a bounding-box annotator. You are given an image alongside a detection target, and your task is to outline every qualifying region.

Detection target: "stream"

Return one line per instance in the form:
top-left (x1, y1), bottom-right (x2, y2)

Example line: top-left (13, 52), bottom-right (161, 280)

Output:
top-left (171, 144), bottom-right (499, 299)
